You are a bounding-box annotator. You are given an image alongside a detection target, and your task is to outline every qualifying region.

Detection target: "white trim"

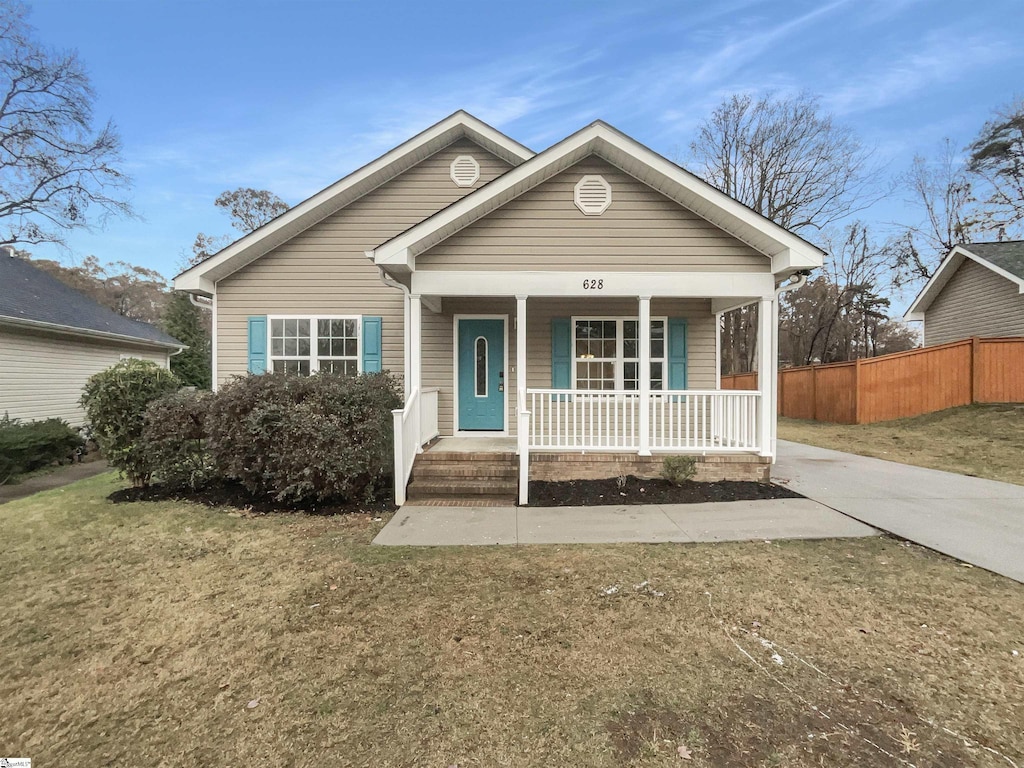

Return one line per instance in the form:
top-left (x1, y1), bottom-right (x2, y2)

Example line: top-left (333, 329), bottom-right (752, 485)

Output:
top-left (211, 289), bottom-right (219, 391)
top-left (412, 270), bottom-right (776, 298)
top-left (371, 121), bottom-right (824, 272)
top-left (266, 314), bottom-right (361, 375)
top-left (453, 314), bottom-right (509, 435)
top-left (905, 244), bottom-right (1024, 321)
top-left (174, 111), bottom-right (533, 292)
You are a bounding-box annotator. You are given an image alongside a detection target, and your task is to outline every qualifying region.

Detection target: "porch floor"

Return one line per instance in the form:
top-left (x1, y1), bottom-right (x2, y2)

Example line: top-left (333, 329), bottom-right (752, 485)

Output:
top-left (425, 436), bottom-right (517, 453)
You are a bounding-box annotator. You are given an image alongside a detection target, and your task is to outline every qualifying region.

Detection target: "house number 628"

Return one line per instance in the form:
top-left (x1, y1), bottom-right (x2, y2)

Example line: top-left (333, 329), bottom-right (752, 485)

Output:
top-left (583, 279), bottom-right (604, 290)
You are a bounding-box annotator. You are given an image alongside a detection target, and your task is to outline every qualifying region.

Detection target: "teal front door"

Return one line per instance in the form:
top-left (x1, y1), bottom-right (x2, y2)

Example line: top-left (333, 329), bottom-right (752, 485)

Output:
top-left (457, 318), bottom-right (505, 431)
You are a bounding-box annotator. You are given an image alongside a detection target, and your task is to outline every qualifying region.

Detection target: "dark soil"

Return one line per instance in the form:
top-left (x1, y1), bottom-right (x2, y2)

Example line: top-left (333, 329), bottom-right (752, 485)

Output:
top-left (108, 481), bottom-right (397, 516)
top-left (528, 475), bottom-right (802, 507)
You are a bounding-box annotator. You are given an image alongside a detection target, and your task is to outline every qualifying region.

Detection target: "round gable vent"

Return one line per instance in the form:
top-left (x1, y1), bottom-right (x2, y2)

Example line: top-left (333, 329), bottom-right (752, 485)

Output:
top-left (450, 155), bottom-right (480, 187)
top-left (574, 174), bottom-right (612, 215)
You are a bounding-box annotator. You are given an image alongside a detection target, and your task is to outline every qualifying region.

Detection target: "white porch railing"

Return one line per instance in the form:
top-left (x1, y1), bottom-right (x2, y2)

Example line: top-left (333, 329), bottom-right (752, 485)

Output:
top-left (525, 389), bottom-right (761, 452)
top-left (392, 387), bottom-right (440, 506)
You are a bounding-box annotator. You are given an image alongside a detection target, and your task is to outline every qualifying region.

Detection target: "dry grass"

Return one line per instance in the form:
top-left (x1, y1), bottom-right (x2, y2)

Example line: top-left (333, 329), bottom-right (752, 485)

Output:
top-left (779, 403), bottom-right (1024, 485)
top-left (2, 473), bottom-right (1023, 767)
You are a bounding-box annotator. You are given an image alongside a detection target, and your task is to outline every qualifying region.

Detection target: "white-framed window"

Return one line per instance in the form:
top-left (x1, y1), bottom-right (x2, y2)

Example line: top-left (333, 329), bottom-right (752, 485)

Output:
top-left (268, 316), bottom-right (360, 376)
top-left (572, 317), bottom-right (666, 391)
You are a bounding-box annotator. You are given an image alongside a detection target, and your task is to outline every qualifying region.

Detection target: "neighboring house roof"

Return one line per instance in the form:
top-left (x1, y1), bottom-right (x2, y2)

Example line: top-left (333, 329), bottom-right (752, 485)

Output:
top-left (175, 111), bottom-right (535, 294)
top-left (0, 254), bottom-right (184, 349)
top-left (369, 120), bottom-right (826, 277)
top-left (904, 241), bottom-right (1024, 321)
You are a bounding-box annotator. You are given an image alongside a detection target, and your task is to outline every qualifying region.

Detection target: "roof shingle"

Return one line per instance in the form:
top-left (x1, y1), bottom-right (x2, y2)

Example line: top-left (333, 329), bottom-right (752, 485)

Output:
top-left (0, 255), bottom-right (182, 348)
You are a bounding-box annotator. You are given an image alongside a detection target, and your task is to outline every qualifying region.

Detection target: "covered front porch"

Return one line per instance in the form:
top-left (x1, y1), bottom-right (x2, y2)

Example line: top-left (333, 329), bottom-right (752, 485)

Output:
top-left (392, 284), bottom-right (782, 505)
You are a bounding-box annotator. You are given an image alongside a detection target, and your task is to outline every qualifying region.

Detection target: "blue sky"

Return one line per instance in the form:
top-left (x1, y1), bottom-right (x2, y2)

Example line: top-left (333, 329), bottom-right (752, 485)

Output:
top-left (23, 0), bottom-right (1024, 283)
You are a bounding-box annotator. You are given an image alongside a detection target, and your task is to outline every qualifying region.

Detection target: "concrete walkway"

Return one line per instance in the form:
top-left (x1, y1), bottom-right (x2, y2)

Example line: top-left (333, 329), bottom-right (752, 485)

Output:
top-left (775, 440), bottom-right (1024, 583)
top-left (0, 460), bottom-right (110, 505)
top-left (373, 497), bottom-right (877, 546)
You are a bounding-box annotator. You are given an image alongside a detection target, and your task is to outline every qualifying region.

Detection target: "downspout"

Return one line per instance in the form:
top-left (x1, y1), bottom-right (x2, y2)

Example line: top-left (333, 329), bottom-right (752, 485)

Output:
top-left (770, 270), bottom-right (810, 457)
top-left (376, 266), bottom-right (412, 401)
top-left (189, 294), bottom-right (213, 310)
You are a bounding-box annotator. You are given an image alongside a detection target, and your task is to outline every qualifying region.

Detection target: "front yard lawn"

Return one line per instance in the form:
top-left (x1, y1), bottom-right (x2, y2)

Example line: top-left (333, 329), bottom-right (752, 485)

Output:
top-left (2, 473), bottom-right (1023, 766)
top-left (779, 403), bottom-right (1024, 486)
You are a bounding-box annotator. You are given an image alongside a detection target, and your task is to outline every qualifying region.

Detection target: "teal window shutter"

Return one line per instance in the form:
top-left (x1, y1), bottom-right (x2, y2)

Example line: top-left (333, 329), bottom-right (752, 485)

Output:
top-left (362, 316), bottom-right (382, 372)
top-left (551, 318), bottom-right (571, 389)
top-left (667, 318), bottom-right (688, 389)
top-left (247, 316), bottom-right (267, 374)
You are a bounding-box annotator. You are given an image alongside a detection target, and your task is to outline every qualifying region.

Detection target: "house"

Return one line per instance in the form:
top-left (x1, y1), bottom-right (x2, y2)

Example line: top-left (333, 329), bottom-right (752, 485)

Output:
top-left (174, 111), bottom-right (823, 504)
top-left (905, 241), bottom-right (1024, 345)
top-left (0, 251), bottom-right (184, 427)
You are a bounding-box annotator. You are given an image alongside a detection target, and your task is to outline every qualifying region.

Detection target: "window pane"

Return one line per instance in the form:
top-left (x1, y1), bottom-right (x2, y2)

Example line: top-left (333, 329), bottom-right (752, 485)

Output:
top-left (271, 319), bottom-right (284, 337)
top-left (651, 321), bottom-right (665, 358)
top-left (623, 339), bottom-right (638, 358)
top-left (652, 362), bottom-right (664, 391)
top-left (271, 338), bottom-right (283, 356)
top-left (297, 337), bottom-right (310, 356)
top-left (623, 320), bottom-right (637, 341)
top-left (273, 359), bottom-right (309, 376)
top-left (320, 359), bottom-right (357, 376)
top-left (475, 337), bottom-right (487, 397)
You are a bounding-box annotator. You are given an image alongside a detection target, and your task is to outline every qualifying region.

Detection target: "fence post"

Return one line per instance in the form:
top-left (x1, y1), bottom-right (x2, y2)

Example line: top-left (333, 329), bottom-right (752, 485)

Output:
top-left (971, 336), bottom-right (981, 403)
top-left (811, 365), bottom-right (817, 421)
top-left (854, 358), bottom-right (862, 425)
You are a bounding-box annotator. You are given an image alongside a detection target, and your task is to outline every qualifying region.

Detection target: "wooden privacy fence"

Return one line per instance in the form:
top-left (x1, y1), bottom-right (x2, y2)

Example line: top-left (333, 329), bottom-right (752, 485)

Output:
top-left (721, 336), bottom-right (1024, 424)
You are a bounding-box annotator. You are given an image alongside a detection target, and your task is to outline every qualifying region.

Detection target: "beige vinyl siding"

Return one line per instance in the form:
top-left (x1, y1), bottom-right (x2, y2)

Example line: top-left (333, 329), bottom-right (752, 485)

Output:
top-left (421, 297), bottom-right (715, 436)
top-left (924, 258), bottom-right (1024, 345)
top-left (215, 139), bottom-right (512, 385)
top-left (417, 156), bottom-right (769, 272)
top-left (0, 326), bottom-right (169, 427)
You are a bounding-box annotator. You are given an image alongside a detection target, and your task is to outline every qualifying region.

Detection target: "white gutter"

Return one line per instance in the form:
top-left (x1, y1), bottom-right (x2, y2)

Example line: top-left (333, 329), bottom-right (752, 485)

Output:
top-left (189, 293), bottom-right (213, 310)
top-left (0, 315), bottom-right (186, 351)
top-left (376, 265), bottom-right (412, 400)
top-left (769, 271), bottom-right (809, 457)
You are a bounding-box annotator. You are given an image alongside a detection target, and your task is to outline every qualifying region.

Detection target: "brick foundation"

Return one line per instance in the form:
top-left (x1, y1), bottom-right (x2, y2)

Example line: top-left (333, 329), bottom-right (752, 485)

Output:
top-left (529, 452), bottom-right (770, 483)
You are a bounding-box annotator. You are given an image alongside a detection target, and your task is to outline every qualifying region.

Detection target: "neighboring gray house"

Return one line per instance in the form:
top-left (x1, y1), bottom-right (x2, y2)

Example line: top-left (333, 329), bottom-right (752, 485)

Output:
top-left (0, 253), bottom-right (184, 427)
top-left (174, 111), bottom-right (824, 504)
top-left (906, 241), bottom-right (1024, 346)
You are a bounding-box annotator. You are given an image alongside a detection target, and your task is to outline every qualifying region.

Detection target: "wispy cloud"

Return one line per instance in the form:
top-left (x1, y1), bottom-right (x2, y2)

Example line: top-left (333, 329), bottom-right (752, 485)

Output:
top-left (823, 32), bottom-right (1015, 116)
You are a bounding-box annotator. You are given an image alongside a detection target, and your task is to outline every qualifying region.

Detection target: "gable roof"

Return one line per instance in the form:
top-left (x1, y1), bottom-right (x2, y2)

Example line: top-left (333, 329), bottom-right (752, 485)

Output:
top-left (369, 120), bottom-right (825, 276)
top-left (904, 241), bottom-right (1024, 321)
top-left (0, 254), bottom-right (183, 349)
top-left (174, 111), bottom-right (534, 294)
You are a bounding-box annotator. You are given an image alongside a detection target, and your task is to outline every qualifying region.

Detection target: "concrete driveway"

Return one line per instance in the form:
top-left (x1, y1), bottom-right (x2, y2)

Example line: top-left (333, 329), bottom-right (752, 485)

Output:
top-left (775, 440), bottom-right (1024, 583)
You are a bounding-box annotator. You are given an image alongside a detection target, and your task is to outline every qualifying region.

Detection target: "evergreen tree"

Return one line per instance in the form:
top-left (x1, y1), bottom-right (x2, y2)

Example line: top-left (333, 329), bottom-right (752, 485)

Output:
top-left (162, 292), bottom-right (211, 389)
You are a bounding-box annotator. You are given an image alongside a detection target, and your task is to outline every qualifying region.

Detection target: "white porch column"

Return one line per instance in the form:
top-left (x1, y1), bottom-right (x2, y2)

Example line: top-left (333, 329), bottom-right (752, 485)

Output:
top-left (638, 296), bottom-right (651, 456)
top-left (409, 293), bottom-right (423, 395)
top-left (516, 296), bottom-right (527, 417)
top-left (757, 298), bottom-right (774, 457)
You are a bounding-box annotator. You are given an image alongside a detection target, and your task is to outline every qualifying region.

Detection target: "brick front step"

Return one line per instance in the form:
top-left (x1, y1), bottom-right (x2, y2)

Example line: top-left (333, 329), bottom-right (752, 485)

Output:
top-left (407, 450), bottom-right (519, 502)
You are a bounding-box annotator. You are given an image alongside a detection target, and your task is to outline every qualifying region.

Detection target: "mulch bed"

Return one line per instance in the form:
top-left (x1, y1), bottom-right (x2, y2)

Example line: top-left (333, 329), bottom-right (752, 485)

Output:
top-left (108, 482), bottom-right (397, 516)
top-left (527, 475), bottom-right (803, 507)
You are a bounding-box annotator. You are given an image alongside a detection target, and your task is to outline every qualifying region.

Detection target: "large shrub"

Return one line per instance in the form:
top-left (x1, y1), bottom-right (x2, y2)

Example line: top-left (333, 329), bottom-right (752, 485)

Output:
top-left (0, 414), bottom-right (84, 483)
top-left (138, 389), bottom-right (214, 490)
top-left (80, 359), bottom-right (180, 485)
top-left (207, 371), bottom-right (402, 505)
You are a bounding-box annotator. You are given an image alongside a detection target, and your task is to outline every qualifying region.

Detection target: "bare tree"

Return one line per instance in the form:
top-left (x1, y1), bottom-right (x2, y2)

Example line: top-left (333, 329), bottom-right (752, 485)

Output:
top-left (968, 97), bottom-right (1024, 236)
top-left (892, 140), bottom-right (985, 282)
top-left (689, 92), bottom-right (877, 234)
top-left (215, 187), bottom-right (289, 232)
top-left (689, 92), bottom-right (876, 373)
top-left (184, 187), bottom-right (289, 268)
top-left (0, 2), bottom-right (132, 246)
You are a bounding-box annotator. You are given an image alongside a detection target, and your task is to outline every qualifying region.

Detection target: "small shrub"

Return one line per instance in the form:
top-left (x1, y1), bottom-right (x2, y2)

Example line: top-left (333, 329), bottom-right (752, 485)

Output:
top-left (206, 371), bottom-right (402, 505)
top-left (0, 414), bottom-right (84, 483)
top-left (80, 359), bottom-right (180, 485)
top-left (138, 389), bottom-right (214, 490)
top-left (662, 455), bottom-right (697, 486)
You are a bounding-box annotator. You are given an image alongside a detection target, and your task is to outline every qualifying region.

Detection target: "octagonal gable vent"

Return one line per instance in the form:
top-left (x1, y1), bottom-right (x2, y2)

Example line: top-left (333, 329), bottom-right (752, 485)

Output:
top-left (574, 174), bottom-right (612, 215)
top-left (450, 155), bottom-right (480, 187)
